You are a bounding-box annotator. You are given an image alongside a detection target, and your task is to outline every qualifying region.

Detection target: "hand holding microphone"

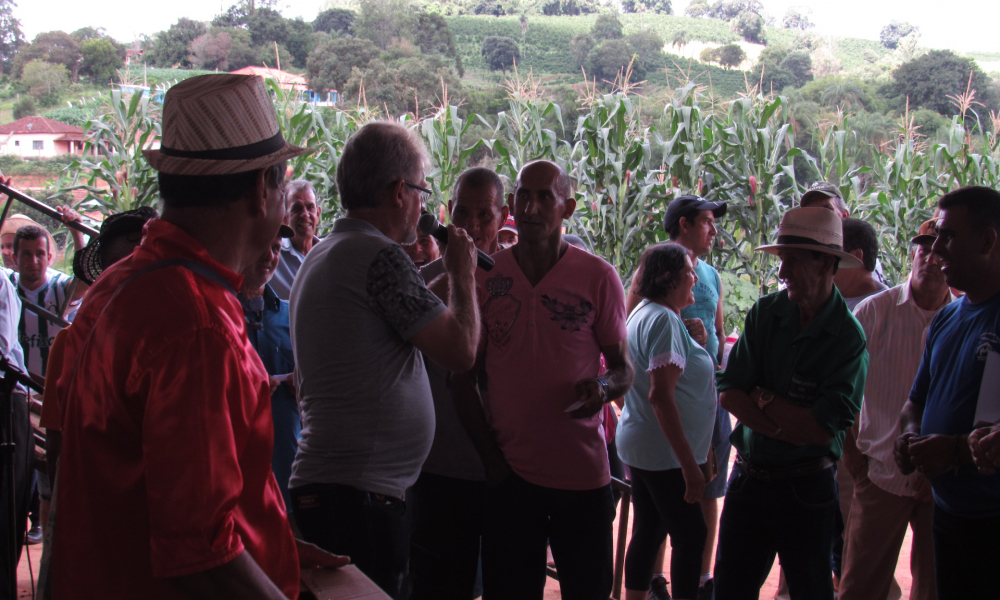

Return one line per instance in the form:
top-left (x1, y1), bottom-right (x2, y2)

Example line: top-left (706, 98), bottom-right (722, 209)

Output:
top-left (418, 213), bottom-right (495, 272)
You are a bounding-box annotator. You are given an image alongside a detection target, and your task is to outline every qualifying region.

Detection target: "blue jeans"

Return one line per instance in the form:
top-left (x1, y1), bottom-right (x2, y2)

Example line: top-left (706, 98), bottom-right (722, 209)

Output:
top-left (714, 462), bottom-right (838, 600)
top-left (291, 482), bottom-right (412, 600)
top-left (482, 473), bottom-right (614, 600)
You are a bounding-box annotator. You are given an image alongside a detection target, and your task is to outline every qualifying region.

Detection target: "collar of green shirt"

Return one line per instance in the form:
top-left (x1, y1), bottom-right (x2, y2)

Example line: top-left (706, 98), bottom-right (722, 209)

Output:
top-left (768, 286), bottom-right (847, 340)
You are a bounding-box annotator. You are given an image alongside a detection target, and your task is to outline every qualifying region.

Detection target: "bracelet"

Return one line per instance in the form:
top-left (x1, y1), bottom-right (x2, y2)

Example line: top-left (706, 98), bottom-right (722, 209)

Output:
top-left (596, 377), bottom-right (611, 402)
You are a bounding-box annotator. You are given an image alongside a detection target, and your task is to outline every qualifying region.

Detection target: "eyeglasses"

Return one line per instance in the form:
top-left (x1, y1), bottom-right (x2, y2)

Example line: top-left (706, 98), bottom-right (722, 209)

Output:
top-left (404, 181), bottom-right (432, 202)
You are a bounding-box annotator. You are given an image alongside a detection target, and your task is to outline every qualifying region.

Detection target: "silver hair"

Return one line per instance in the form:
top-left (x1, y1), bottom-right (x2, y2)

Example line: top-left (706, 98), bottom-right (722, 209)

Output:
top-left (285, 179), bottom-right (316, 203)
top-left (337, 122), bottom-right (430, 211)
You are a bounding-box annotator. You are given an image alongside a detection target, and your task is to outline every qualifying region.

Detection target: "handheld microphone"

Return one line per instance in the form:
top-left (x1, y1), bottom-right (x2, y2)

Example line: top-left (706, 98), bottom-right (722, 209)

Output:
top-left (418, 213), bottom-right (495, 271)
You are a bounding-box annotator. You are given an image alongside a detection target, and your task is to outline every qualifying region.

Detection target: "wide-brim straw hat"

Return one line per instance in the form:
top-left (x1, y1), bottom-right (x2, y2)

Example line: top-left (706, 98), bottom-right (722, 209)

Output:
top-left (756, 207), bottom-right (863, 268)
top-left (73, 206), bottom-right (159, 285)
top-left (143, 74), bottom-right (311, 176)
top-left (1, 214), bottom-right (57, 253)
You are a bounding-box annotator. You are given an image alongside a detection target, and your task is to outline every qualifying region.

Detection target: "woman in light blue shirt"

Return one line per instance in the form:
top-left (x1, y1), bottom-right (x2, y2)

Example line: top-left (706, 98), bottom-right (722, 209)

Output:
top-left (617, 243), bottom-right (718, 600)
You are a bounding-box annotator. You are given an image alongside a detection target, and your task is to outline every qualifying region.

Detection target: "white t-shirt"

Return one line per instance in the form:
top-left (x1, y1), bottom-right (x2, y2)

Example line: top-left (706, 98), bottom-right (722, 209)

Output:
top-left (6, 269), bottom-right (79, 377)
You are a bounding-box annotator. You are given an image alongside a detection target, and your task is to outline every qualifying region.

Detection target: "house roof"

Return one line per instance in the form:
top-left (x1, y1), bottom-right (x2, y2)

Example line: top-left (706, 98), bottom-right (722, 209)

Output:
top-left (0, 116), bottom-right (84, 135)
top-left (230, 66), bottom-right (308, 88)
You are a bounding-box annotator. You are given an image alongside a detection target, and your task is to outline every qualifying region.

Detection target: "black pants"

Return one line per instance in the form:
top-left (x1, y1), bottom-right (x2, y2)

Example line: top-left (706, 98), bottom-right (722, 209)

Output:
top-left (409, 472), bottom-right (485, 600)
top-left (482, 472), bottom-right (614, 600)
top-left (624, 466), bottom-right (706, 599)
top-left (0, 392), bottom-right (33, 600)
top-left (932, 504), bottom-right (1000, 600)
top-left (291, 482), bottom-right (411, 600)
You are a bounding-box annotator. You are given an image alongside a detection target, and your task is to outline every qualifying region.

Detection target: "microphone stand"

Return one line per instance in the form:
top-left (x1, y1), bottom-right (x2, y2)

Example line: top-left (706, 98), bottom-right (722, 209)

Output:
top-left (0, 358), bottom-right (40, 600)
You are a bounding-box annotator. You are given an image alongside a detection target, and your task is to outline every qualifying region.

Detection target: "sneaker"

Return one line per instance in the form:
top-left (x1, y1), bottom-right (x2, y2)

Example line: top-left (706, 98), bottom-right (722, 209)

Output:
top-left (26, 524), bottom-right (43, 545)
top-left (697, 578), bottom-right (714, 600)
top-left (649, 575), bottom-right (672, 600)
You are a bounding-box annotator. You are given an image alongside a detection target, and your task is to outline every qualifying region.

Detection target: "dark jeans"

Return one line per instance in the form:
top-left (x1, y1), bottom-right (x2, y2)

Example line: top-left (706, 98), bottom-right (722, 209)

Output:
top-left (932, 504), bottom-right (1000, 600)
top-left (409, 472), bottom-right (485, 600)
top-left (714, 462), bottom-right (838, 600)
top-left (291, 482), bottom-right (411, 600)
top-left (607, 439), bottom-right (625, 507)
top-left (625, 466), bottom-right (706, 598)
top-left (482, 472), bottom-right (614, 600)
top-left (0, 392), bottom-right (33, 600)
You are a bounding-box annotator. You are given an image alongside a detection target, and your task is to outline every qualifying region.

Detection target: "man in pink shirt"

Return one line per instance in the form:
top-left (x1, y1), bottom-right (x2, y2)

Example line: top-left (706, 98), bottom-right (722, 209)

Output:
top-left (454, 160), bottom-right (634, 600)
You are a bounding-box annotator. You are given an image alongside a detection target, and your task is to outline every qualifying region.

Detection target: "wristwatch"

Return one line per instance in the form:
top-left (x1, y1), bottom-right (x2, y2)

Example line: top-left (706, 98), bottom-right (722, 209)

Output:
top-left (756, 389), bottom-right (775, 410)
top-left (596, 377), bottom-right (611, 402)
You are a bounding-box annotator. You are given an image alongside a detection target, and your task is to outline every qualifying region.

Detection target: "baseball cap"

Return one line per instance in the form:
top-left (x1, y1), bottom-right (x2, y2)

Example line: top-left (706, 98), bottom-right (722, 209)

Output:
top-left (800, 182), bottom-right (842, 207)
top-left (662, 195), bottom-right (727, 232)
top-left (500, 215), bottom-right (517, 233)
top-left (910, 219), bottom-right (938, 245)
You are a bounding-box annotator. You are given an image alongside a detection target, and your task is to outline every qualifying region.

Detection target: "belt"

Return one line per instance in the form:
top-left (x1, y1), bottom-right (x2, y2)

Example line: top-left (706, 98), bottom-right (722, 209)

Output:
top-left (736, 455), bottom-right (835, 481)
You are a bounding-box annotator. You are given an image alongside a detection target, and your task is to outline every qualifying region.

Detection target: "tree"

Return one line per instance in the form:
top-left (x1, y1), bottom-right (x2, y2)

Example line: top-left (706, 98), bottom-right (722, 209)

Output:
top-left (356, 0), bottom-right (416, 51)
top-left (80, 38), bottom-right (123, 84)
top-left (891, 50), bottom-right (998, 115)
top-left (641, 0), bottom-right (672, 14)
top-left (716, 43), bottom-right (746, 69)
top-left (13, 31), bottom-right (81, 81)
top-left (245, 8), bottom-right (290, 48)
top-left (22, 59), bottom-right (68, 104)
top-left (782, 7), bottom-right (813, 30)
top-left (306, 36), bottom-right (380, 94)
top-left (414, 13), bottom-right (461, 76)
top-left (570, 33), bottom-right (594, 69)
top-left (284, 18), bottom-right (315, 68)
top-left (751, 46), bottom-right (813, 92)
top-left (12, 96), bottom-right (34, 120)
top-left (685, 0), bottom-right (710, 17)
top-left (481, 36), bottom-right (519, 75)
top-left (189, 30), bottom-right (235, 70)
top-left (0, 0), bottom-right (23, 75)
top-left (820, 80), bottom-right (865, 110)
top-left (671, 30), bottom-right (691, 51)
top-left (145, 18), bottom-right (207, 68)
top-left (258, 43), bottom-right (292, 70)
top-left (343, 52), bottom-right (461, 116)
top-left (586, 39), bottom-right (645, 87)
top-left (699, 46), bottom-right (719, 64)
top-left (734, 10), bottom-right (766, 44)
top-left (591, 13), bottom-right (623, 40)
top-left (71, 27), bottom-right (106, 42)
top-left (625, 29), bottom-right (663, 69)
top-left (880, 21), bottom-right (917, 50)
top-left (313, 8), bottom-right (355, 35)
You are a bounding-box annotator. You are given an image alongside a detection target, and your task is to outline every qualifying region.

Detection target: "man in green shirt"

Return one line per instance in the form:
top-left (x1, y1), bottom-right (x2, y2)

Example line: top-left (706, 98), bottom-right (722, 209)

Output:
top-left (713, 207), bottom-right (869, 600)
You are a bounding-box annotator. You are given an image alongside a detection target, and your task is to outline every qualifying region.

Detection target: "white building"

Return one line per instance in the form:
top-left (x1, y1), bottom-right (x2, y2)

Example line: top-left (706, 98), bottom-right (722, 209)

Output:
top-left (0, 116), bottom-right (86, 158)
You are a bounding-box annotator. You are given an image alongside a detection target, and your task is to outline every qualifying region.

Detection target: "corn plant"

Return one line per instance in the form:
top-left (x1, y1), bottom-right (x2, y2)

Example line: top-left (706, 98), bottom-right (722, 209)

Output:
top-left (56, 88), bottom-right (162, 214)
top-left (420, 104), bottom-right (487, 218)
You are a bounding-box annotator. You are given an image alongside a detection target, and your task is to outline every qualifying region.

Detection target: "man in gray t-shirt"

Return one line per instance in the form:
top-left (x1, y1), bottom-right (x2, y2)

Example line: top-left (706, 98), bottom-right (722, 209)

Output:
top-left (288, 122), bottom-right (480, 600)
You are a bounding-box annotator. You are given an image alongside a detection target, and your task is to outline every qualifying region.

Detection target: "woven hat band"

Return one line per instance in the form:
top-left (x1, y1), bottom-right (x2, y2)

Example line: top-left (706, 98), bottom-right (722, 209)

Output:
top-left (159, 131), bottom-right (286, 161)
top-left (777, 235), bottom-right (844, 252)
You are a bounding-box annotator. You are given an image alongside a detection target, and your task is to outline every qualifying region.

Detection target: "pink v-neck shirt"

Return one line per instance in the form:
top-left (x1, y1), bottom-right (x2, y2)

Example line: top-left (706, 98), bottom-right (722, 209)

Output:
top-left (476, 245), bottom-right (628, 490)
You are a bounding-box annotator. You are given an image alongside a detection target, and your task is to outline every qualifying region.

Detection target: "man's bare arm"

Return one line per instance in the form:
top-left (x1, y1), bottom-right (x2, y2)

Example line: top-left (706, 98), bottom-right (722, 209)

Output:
top-left (894, 399), bottom-right (924, 475)
top-left (411, 226), bottom-right (480, 373)
top-left (625, 266), bottom-right (643, 315)
top-left (570, 340), bottom-right (634, 419)
top-left (715, 279), bottom-right (726, 365)
top-left (758, 391), bottom-right (834, 446)
top-left (170, 551), bottom-right (287, 600)
top-left (452, 354), bottom-right (510, 486)
top-left (720, 389), bottom-right (783, 441)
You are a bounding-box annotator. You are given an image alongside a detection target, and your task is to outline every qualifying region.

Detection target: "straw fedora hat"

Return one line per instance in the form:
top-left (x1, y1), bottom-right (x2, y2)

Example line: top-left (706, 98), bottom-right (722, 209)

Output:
top-left (143, 74), bottom-right (310, 176)
top-left (1, 214), bottom-right (57, 253)
top-left (756, 207), bottom-right (863, 268)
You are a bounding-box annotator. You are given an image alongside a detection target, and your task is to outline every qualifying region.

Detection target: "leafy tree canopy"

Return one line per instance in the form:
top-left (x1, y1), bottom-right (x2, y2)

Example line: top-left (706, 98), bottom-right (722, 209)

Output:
top-left (13, 95), bottom-right (35, 120)
top-left (80, 38), bottom-right (123, 84)
top-left (145, 18), bottom-right (207, 69)
top-left (591, 13), bottom-right (624, 40)
top-left (570, 33), bottom-right (595, 69)
top-left (782, 8), bottom-right (813, 30)
top-left (625, 29), bottom-right (663, 69)
top-left (751, 46), bottom-right (813, 92)
top-left (586, 38), bottom-right (645, 88)
top-left (880, 21), bottom-right (917, 50)
top-left (733, 10), bottom-right (765, 44)
top-left (0, 0), bottom-right (23, 75)
top-left (356, 0), bottom-right (417, 51)
top-left (343, 51), bottom-right (461, 116)
top-left (481, 35), bottom-right (519, 74)
top-left (716, 43), bottom-right (746, 69)
top-left (891, 50), bottom-right (998, 115)
top-left (313, 8), bottom-right (356, 35)
top-left (188, 28), bottom-right (256, 71)
top-left (13, 31), bottom-right (81, 80)
top-left (306, 36), bottom-right (380, 94)
top-left (22, 59), bottom-right (68, 104)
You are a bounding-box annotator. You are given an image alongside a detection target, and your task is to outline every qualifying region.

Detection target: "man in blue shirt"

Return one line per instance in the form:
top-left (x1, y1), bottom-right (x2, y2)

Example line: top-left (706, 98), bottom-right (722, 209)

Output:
top-left (240, 224), bottom-right (299, 516)
top-left (895, 185), bottom-right (1000, 600)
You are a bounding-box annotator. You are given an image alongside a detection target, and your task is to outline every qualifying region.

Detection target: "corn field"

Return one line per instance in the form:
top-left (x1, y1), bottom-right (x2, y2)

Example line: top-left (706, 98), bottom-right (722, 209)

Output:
top-left (54, 75), bottom-right (1000, 330)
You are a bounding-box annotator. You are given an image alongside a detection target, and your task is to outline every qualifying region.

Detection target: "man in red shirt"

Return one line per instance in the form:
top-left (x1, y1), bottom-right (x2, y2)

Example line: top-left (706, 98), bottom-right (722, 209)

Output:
top-left (41, 74), bottom-right (345, 600)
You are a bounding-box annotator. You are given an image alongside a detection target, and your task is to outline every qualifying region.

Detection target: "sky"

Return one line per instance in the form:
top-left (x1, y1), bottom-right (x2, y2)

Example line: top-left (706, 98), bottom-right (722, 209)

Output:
top-left (15, 0), bottom-right (1000, 54)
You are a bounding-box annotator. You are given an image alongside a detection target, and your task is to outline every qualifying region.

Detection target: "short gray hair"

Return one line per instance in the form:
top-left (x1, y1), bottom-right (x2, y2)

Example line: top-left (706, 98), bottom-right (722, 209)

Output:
top-left (286, 179), bottom-right (316, 203)
top-left (453, 167), bottom-right (506, 210)
top-left (337, 122), bottom-right (430, 211)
